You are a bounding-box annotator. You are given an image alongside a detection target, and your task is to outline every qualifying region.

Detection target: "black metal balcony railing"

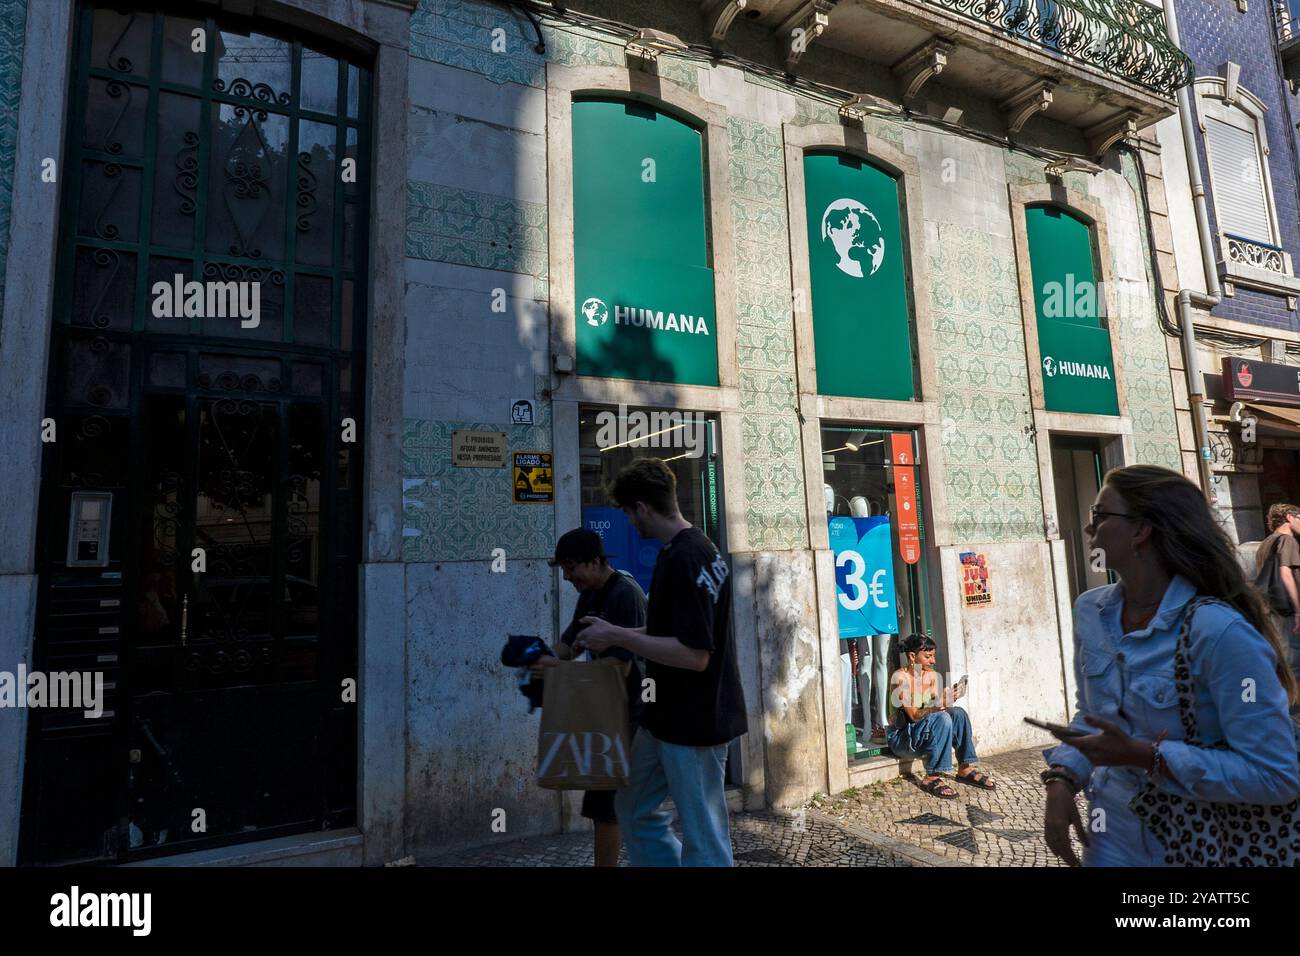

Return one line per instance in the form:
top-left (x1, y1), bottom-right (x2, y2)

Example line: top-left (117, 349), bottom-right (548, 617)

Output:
top-left (923, 0), bottom-right (1195, 97)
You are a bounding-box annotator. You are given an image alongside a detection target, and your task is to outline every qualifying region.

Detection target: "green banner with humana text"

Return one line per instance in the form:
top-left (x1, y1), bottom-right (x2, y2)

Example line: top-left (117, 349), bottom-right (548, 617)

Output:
top-left (1026, 205), bottom-right (1119, 416)
top-left (572, 98), bottom-right (719, 386)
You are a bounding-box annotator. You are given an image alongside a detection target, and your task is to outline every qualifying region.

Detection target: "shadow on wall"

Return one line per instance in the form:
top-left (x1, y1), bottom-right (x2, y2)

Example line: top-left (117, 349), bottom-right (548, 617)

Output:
top-left (570, 306), bottom-right (691, 387)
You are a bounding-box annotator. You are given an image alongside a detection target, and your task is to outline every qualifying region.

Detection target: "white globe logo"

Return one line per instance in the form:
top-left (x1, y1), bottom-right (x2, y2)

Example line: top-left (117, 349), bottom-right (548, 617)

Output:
top-left (1043, 356), bottom-right (1056, 377)
top-left (821, 198), bottom-right (885, 278)
top-left (581, 297), bottom-right (608, 327)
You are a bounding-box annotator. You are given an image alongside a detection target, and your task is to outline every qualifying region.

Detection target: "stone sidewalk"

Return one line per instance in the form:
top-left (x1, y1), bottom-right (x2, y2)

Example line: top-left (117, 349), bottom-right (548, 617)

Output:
top-left (817, 746), bottom-right (1076, 867)
top-left (422, 747), bottom-right (1078, 867)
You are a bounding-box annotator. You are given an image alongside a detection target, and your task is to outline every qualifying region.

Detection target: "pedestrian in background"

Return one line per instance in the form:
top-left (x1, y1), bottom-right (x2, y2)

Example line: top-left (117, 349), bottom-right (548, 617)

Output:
top-left (532, 528), bottom-right (646, 867)
top-left (1042, 465), bottom-right (1300, 866)
top-left (1254, 502), bottom-right (1300, 682)
top-left (574, 458), bottom-right (748, 866)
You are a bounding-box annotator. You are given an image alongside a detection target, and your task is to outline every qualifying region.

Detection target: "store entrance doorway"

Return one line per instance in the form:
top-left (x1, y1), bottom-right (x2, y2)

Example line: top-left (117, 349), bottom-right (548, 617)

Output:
top-left (1050, 436), bottom-right (1109, 604)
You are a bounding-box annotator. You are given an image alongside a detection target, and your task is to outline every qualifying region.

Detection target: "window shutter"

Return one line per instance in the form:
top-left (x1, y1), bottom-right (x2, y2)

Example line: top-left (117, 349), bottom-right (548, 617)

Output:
top-left (1205, 116), bottom-right (1274, 244)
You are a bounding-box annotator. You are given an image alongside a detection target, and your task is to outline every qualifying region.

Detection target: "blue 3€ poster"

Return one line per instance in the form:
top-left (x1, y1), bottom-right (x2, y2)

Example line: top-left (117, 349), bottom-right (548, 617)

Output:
top-left (829, 516), bottom-right (898, 637)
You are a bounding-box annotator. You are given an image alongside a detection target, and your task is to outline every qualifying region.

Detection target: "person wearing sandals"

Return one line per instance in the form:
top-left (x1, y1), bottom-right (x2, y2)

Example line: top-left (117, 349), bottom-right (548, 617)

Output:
top-left (887, 634), bottom-right (995, 799)
top-left (1042, 465), bottom-right (1300, 867)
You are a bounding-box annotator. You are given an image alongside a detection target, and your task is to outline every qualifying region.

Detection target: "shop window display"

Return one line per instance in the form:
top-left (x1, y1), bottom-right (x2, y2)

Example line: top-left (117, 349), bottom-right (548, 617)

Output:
top-left (822, 424), bottom-right (934, 761)
top-left (577, 405), bottom-right (724, 595)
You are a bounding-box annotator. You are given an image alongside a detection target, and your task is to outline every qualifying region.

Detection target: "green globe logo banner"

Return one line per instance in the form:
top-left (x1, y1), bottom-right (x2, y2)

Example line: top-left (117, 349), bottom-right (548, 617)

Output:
top-left (804, 151), bottom-right (915, 401)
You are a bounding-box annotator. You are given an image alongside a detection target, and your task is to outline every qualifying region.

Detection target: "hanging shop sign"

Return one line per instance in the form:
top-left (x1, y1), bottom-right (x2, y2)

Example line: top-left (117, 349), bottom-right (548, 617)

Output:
top-left (829, 516), bottom-right (899, 638)
top-left (894, 465), bottom-right (920, 565)
top-left (572, 98), bottom-right (719, 387)
top-left (452, 431), bottom-right (507, 468)
top-left (804, 151), bottom-right (915, 401)
top-left (960, 551), bottom-right (992, 608)
top-left (1221, 357), bottom-right (1300, 407)
top-left (513, 452), bottom-right (553, 503)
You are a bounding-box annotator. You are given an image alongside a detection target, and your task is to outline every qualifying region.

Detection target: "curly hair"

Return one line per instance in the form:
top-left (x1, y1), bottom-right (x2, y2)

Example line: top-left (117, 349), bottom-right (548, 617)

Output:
top-left (1105, 465), bottom-right (1297, 704)
top-left (608, 457), bottom-right (679, 517)
top-left (1267, 503), bottom-right (1300, 533)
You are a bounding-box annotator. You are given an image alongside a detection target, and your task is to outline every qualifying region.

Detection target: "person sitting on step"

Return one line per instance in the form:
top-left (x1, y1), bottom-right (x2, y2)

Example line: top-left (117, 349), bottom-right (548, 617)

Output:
top-left (887, 634), bottom-right (994, 799)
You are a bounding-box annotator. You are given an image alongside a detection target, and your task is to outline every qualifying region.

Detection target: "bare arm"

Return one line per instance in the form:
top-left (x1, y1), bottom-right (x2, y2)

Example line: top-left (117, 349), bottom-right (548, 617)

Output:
top-left (1285, 566), bottom-right (1300, 617)
top-left (891, 670), bottom-right (947, 722)
top-left (575, 620), bottom-right (709, 672)
top-left (623, 632), bottom-right (709, 672)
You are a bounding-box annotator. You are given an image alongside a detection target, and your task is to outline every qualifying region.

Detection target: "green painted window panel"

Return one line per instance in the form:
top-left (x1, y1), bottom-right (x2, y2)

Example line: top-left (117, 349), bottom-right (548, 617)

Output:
top-left (1025, 205), bottom-right (1119, 416)
top-left (804, 151), bottom-right (915, 402)
top-left (572, 98), bottom-right (718, 386)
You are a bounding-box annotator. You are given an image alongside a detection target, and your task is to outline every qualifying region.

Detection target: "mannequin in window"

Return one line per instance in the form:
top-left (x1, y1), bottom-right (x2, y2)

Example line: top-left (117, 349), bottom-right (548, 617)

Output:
top-left (843, 497), bottom-right (891, 742)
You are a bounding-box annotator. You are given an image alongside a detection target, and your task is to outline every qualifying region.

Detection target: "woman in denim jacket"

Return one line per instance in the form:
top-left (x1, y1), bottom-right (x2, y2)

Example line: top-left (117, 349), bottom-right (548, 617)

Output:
top-left (1042, 465), bottom-right (1300, 866)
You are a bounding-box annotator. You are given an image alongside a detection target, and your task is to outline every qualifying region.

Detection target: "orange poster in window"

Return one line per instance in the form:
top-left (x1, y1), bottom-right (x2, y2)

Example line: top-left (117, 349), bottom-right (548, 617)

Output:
top-left (895, 465), bottom-right (920, 565)
top-left (889, 432), bottom-right (914, 466)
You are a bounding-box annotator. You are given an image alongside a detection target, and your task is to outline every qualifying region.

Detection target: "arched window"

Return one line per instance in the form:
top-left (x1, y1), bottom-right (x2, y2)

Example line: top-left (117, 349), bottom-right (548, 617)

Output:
top-left (803, 150), bottom-right (915, 401)
top-left (571, 97), bottom-right (717, 386)
top-left (1025, 204), bottom-right (1118, 415)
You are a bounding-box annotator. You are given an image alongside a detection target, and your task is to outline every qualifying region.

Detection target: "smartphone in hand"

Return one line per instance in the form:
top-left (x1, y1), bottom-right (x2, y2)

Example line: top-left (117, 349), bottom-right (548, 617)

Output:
top-left (1023, 716), bottom-right (1090, 739)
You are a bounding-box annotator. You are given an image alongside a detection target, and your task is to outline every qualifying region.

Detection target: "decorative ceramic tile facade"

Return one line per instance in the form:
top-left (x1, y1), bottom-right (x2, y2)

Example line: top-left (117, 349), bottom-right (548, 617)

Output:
top-left (0, 0), bottom-right (27, 326)
top-left (729, 116), bottom-right (808, 551)
top-left (406, 181), bottom-right (548, 281)
top-left (928, 222), bottom-right (1045, 543)
top-left (409, 0), bottom-right (699, 92)
top-left (402, 401), bottom-right (555, 562)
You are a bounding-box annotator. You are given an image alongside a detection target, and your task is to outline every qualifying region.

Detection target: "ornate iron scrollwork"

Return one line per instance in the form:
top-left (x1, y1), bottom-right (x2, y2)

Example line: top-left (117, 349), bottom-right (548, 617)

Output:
top-left (220, 107), bottom-right (274, 258)
top-left (91, 163), bottom-right (123, 240)
top-left (296, 152), bottom-right (318, 233)
top-left (87, 248), bottom-right (120, 329)
top-left (212, 77), bottom-right (292, 106)
top-left (921, 0), bottom-right (1195, 97)
top-left (173, 131), bottom-right (199, 216)
top-left (1227, 236), bottom-right (1286, 274)
top-left (104, 13), bottom-right (137, 73)
top-left (101, 80), bottom-right (131, 155)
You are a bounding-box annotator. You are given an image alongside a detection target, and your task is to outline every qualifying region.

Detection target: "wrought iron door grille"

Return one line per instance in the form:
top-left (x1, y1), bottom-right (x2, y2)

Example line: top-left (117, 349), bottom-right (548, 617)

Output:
top-left (23, 1), bottom-right (369, 865)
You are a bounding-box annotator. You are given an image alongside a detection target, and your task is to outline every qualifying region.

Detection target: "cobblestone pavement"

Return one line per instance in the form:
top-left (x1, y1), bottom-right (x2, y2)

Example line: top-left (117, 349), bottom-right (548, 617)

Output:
top-left (815, 746), bottom-right (1084, 867)
top-left (422, 810), bottom-right (926, 867)
top-left (420, 747), bottom-right (1079, 867)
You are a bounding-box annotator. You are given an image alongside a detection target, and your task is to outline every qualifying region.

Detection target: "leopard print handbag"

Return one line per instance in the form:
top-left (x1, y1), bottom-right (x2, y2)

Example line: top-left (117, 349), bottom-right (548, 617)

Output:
top-left (1128, 597), bottom-right (1300, 866)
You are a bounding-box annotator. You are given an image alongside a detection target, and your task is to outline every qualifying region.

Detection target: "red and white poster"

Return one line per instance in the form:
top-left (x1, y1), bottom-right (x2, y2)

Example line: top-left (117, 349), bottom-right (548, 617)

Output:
top-left (891, 433), bottom-right (920, 565)
top-left (894, 466), bottom-right (920, 565)
top-left (960, 551), bottom-right (992, 608)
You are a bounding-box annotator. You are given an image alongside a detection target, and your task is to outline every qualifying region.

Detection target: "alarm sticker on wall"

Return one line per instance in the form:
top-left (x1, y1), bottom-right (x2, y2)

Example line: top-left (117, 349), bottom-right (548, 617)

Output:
top-left (513, 452), bottom-right (553, 503)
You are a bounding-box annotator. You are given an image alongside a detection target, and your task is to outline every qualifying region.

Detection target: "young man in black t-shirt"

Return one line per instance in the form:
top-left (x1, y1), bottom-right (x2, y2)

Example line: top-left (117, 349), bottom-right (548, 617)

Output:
top-left (533, 527), bottom-right (646, 867)
top-left (574, 458), bottom-right (747, 866)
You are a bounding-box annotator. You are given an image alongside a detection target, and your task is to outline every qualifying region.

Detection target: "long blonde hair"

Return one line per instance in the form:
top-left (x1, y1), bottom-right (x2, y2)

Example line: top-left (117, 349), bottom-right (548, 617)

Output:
top-left (1105, 465), bottom-right (1298, 704)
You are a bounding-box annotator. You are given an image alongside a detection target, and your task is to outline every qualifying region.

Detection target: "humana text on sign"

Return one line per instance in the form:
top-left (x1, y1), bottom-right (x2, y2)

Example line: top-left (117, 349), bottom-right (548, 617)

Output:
top-left (613, 306), bottom-right (711, 336)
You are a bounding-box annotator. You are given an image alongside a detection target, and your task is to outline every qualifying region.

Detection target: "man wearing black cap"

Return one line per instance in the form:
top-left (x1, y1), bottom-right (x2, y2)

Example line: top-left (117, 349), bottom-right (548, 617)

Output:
top-left (575, 458), bottom-right (747, 867)
top-left (535, 527), bottom-right (647, 866)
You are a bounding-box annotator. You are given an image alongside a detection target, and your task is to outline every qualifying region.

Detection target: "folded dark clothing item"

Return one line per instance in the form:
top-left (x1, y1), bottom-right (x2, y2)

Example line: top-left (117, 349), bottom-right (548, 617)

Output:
top-left (520, 671), bottom-right (545, 712)
top-left (501, 634), bottom-right (554, 667)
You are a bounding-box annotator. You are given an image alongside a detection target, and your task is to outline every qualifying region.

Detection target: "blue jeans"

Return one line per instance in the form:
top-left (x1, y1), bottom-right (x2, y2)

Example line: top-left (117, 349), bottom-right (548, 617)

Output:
top-left (614, 729), bottom-right (732, 867)
top-left (887, 706), bottom-right (978, 774)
